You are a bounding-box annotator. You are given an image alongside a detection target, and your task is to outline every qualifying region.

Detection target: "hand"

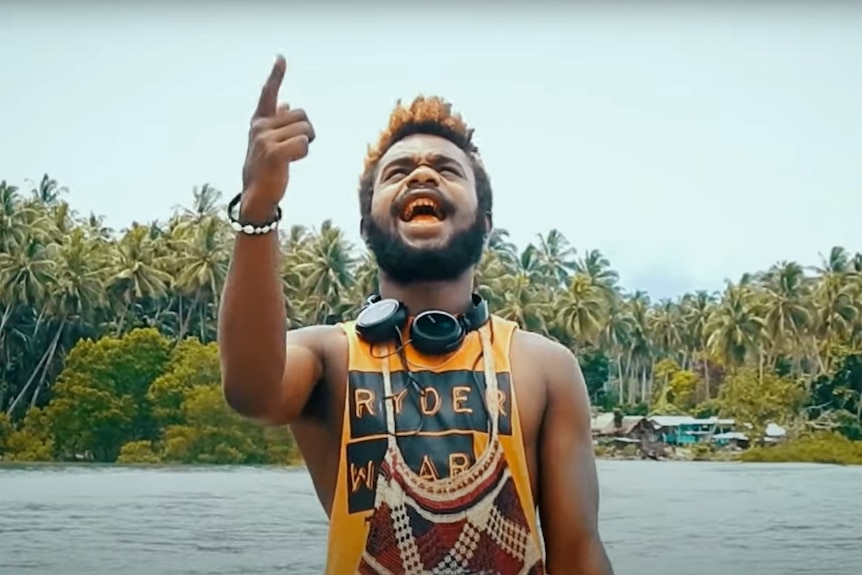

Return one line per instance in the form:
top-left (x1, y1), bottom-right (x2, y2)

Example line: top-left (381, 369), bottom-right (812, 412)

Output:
top-left (241, 55), bottom-right (316, 219)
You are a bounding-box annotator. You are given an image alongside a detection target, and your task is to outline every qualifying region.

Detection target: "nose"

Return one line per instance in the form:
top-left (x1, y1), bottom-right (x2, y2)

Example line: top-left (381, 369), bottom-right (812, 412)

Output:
top-left (406, 165), bottom-right (441, 189)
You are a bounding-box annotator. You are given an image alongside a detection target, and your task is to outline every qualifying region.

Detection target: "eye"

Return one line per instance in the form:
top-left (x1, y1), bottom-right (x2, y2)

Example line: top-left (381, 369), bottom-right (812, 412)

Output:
top-left (439, 167), bottom-right (460, 177)
top-left (385, 168), bottom-right (407, 180)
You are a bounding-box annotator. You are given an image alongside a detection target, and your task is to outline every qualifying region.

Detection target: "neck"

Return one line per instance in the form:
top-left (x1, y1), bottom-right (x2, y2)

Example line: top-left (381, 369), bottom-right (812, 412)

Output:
top-left (378, 270), bottom-right (475, 316)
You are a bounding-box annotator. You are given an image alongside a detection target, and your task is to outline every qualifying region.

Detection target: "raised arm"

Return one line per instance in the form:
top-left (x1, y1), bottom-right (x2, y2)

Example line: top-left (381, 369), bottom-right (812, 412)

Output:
top-left (218, 55), bottom-right (320, 425)
top-left (539, 342), bottom-right (614, 575)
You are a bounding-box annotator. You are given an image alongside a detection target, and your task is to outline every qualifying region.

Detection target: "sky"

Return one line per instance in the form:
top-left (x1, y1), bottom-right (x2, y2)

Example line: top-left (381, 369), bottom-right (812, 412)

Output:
top-left (1, 3), bottom-right (860, 300)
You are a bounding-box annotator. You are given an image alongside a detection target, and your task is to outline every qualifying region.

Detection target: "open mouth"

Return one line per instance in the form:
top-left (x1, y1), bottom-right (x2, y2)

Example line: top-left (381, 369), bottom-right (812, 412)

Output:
top-left (400, 197), bottom-right (445, 224)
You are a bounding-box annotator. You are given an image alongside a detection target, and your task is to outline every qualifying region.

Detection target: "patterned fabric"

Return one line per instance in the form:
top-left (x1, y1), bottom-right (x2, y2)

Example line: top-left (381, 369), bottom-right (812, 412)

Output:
top-left (355, 327), bottom-right (546, 575)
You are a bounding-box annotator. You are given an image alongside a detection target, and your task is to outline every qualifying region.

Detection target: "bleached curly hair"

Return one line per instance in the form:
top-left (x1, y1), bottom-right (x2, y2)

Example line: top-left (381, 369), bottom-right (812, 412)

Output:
top-left (358, 95), bottom-right (492, 222)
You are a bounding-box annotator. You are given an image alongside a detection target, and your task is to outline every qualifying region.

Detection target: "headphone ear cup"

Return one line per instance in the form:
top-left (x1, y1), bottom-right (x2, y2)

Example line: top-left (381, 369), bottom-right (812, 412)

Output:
top-left (410, 311), bottom-right (465, 355)
top-left (462, 293), bottom-right (490, 332)
top-left (356, 298), bottom-right (408, 344)
top-left (365, 294), bottom-right (381, 307)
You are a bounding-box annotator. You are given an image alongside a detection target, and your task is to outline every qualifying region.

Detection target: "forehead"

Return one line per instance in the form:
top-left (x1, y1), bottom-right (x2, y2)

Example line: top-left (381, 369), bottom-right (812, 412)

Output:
top-left (377, 133), bottom-right (471, 170)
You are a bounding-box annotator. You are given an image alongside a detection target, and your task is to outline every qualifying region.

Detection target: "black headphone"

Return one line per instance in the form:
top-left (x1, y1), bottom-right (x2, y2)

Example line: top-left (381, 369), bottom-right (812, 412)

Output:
top-left (355, 293), bottom-right (490, 356)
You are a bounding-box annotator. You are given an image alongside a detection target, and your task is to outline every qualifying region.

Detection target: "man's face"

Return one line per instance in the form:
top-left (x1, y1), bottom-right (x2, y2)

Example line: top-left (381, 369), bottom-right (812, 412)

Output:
top-left (363, 133), bottom-right (488, 285)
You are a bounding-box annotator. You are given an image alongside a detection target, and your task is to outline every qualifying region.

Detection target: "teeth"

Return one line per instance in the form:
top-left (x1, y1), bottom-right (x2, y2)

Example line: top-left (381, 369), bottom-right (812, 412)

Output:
top-left (403, 198), bottom-right (440, 220)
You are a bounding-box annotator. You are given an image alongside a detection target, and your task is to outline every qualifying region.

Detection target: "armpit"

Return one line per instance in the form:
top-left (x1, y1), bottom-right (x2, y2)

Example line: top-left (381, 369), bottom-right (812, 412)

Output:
top-left (300, 379), bottom-right (328, 421)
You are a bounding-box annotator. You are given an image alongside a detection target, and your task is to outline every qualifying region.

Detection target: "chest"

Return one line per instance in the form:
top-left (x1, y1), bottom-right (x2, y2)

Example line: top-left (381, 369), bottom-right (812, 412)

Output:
top-left (348, 369), bottom-right (513, 436)
top-left (349, 342), bottom-right (542, 473)
top-left (338, 334), bottom-right (545, 436)
top-left (295, 333), bottom-right (546, 516)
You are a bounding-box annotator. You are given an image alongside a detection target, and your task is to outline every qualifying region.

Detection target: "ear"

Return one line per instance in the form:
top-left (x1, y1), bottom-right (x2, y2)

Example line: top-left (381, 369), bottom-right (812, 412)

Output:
top-left (483, 211), bottom-right (493, 236)
top-left (360, 217), bottom-right (368, 242)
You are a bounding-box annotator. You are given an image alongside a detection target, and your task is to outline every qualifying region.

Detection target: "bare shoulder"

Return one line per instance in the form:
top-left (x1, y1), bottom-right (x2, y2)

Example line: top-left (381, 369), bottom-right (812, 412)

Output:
top-left (511, 330), bottom-right (583, 391)
top-left (284, 324), bottom-right (348, 398)
top-left (286, 323), bottom-right (346, 352)
top-left (283, 324), bottom-right (347, 384)
top-left (512, 329), bottom-right (574, 358)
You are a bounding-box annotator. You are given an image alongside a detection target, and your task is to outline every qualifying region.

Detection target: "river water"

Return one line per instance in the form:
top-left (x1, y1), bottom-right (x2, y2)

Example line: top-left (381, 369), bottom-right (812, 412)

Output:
top-left (1, 461), bottom-right (860, 575)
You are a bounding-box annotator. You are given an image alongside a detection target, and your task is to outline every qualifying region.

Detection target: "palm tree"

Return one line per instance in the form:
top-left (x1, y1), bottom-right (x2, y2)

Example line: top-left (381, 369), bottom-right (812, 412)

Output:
top-left (0, 174), bottom-right (859, 440)
top-left (756, 261), bottom-right (812, 373)
top-left (535, 229), bottom-right (577, 287)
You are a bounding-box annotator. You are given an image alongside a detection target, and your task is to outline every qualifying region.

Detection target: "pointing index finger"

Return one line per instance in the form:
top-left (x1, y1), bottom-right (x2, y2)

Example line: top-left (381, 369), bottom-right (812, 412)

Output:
top-left (254, 55), bottom-right (286, 119)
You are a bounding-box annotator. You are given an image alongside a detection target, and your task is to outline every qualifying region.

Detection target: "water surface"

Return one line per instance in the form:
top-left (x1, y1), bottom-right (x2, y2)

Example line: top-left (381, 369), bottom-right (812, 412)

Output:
top-left (1, 461), bottom-right (860, 574)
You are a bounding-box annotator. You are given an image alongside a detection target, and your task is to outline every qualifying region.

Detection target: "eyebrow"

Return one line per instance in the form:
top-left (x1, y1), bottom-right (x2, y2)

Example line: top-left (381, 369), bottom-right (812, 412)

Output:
top-left (380, 153), bottom-right (466, 176)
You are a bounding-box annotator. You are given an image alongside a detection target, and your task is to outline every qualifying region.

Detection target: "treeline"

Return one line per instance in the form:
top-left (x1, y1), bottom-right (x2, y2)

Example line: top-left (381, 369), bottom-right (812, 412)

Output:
top-left (0, 175), bottom-right (860, 463)
top-left (0, 329), bottom-right (296, 463)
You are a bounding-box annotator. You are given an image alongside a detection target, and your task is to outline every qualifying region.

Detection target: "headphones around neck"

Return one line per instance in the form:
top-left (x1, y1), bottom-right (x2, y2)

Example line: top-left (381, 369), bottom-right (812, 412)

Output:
top-left (355, 293), bottom-right (490, 356)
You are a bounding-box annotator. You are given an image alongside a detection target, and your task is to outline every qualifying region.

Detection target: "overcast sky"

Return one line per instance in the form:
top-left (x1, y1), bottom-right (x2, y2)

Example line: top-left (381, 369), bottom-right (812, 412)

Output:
top-left (1, 3), bottom-right (860, 299)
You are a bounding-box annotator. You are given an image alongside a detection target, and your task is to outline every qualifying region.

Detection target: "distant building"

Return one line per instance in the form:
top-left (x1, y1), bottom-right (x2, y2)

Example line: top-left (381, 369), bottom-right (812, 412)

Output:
top-left (649, 416), bottom-right (735, 446)
top-left (590, 412), bottom-right (787, 449)
top-left (593, 414), bottom-right (656, 442)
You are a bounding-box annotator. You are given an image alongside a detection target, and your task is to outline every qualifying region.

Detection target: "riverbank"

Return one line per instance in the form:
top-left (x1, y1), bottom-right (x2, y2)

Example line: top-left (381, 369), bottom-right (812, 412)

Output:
top-left (594, 432), bottom-right (862, 466)
top-left (5, 434), bottom-right (862, 467)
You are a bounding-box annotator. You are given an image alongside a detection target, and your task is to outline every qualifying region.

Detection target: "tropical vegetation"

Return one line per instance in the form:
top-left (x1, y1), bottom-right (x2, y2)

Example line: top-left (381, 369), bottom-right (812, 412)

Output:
top-left (0, 175), bottom-right (860, 464)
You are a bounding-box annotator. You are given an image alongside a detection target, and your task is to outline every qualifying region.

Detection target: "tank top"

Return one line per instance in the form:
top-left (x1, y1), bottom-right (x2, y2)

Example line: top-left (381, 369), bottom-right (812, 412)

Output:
top-left (324, 315), bottom-right (546, 575)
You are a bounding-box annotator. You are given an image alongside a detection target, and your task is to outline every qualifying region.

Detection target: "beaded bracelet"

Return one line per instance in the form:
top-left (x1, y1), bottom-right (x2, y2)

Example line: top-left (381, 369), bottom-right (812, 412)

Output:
top-left (226, 192), bottom-right (283, 235)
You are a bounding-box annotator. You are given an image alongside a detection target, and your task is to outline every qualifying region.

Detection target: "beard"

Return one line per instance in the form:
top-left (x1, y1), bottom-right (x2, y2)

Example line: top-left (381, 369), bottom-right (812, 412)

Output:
top-left (363, 211), bottom-right (487, 285)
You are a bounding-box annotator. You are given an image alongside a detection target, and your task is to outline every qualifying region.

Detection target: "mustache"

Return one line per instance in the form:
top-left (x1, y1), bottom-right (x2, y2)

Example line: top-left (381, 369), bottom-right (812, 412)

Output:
top-left (390, 186), bottom-right (456, 218)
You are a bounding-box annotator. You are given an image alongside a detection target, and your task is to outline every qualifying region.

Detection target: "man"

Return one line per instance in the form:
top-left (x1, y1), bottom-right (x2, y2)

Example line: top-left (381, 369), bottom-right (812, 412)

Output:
top-left (219, 55), bottom-right (614, 575)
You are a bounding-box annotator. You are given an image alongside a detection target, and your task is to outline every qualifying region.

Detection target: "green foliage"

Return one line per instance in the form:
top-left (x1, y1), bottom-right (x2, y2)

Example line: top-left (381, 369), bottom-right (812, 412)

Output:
top-left (740, 432), bottom-right (862, 465)
top-left (42, 328), bottom-right (169, 461)
top-left (160, 385), bottom-right (297, 465)
top-left (692, 400), bottom-right (720, 419)
top-left (619, 444), bottom-right (639, 458)
top-left (593, 388), bottom-right (620, 412)
top-left (650, 359), bottom-right (702, 412)
top-left (117, 440), bottom-right (161, 464)
top-left (147, 338), bottom-right (222, 428)
top-left (593, 444), bottom-right (610, 458)
top-left (690, 443), bottom-right (715, 461)
top-left (1, 176), bottom-right (862, 465)
top-left (2, 408), bottom-right (54, 461)
top-left (0, 413), bottom-right (10, 452)
top-left (623, 403), bottom-right (649, 416)
top-left (668, 371), bottom-right (700, 411)
top-left (823, 410), bottom-right (862, 441)
top-left (806, 348), bottom-right (862, 439)
top-left (0, 329), bottom-right (297, 465)
top-left (578, 350), bottom-right (610, 400)
top-left (718, 368), bottom-right (806, 439)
